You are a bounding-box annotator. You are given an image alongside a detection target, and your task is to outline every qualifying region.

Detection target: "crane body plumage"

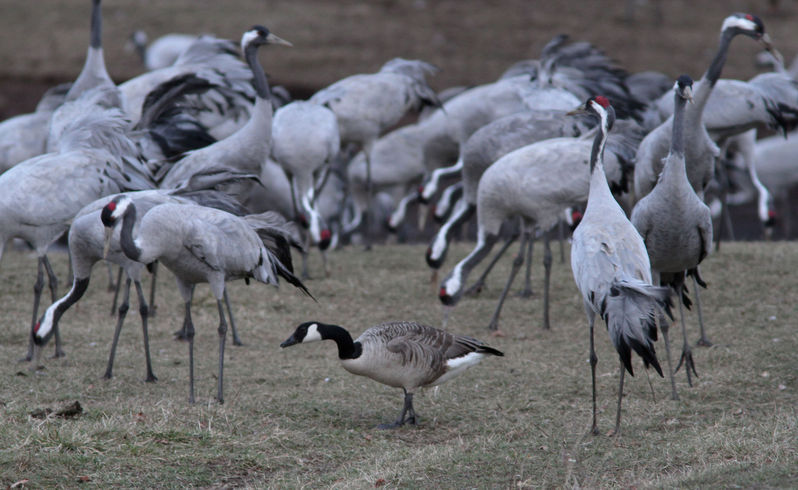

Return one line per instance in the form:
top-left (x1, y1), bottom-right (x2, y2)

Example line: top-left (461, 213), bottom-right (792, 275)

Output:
top-left (569, 96), bottom-right (670, 436)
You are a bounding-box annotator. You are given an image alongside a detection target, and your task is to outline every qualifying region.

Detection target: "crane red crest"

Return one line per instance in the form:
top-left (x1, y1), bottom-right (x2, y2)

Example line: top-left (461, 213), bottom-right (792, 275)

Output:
top-left (107, 201), bottom-right (116, 211)
top-left (745, 13), bottom-right (754, 21)
top-left (594, 96), bottom-right (610, 108)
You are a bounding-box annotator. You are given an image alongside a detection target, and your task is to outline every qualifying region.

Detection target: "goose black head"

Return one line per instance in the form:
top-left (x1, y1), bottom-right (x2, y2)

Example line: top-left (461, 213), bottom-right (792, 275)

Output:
top-left (281, 321), bottom-right (324, 347)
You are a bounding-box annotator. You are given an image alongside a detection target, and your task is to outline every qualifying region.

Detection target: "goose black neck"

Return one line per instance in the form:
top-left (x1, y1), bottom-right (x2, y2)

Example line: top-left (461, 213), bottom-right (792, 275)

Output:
top-left (90, 0), bottom-right (102, 49)
top-left (245, 45), bottom-right (271, 100)
top-left (320, 324), bottom-right (362, 360)
top-left (671, 91), bottom-right (687, 158)
top-left (705, 29), bottom-right (735, 87)
top-left (119, 204), bottom-right (142, 262)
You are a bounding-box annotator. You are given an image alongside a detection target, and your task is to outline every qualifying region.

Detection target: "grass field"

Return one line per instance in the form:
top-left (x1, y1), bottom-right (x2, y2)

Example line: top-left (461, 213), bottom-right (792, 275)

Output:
top-left (0, 240), bottom-right (795, 487)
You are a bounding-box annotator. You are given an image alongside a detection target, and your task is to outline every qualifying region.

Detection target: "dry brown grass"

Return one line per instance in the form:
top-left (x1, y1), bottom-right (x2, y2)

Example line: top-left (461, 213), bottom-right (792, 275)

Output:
top-left (0, 241), bottom-right (795, 487)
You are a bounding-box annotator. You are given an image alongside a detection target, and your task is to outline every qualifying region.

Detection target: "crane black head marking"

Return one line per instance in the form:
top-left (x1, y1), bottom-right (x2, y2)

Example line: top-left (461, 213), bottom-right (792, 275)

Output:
top-left (724, 13), bottom-right (766, 38)
top-left (676, 74), bottom-right (693, 89)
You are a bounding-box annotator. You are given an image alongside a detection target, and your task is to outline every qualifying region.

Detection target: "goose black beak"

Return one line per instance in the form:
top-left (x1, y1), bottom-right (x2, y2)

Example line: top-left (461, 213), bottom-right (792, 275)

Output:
top-left (280, 335), bottom-right (299, 348)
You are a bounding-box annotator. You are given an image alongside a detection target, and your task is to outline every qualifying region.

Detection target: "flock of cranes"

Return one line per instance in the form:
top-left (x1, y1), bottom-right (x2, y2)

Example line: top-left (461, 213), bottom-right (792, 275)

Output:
top-left (1, 1), bottom-right (796, 433)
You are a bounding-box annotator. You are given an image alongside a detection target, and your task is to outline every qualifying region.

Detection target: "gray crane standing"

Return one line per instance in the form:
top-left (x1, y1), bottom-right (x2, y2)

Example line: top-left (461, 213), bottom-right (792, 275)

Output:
top-left (569, 96), bottom-right (671, 436)
top-left (632, 76), bottom-right (713, 400)
top-left (99, 194), bottom-right (310, 404)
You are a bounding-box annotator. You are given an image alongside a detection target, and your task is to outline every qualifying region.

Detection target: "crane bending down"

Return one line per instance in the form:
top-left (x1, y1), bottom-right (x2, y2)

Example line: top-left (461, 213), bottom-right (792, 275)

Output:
top-left (569, 96), bottom-right (671, 436)
top-left (100, 195), bottom-right (311, 404)
top-left (632, 76), bottom-right (713, 400)
top-left (31, 189), bottom-right (250, 380)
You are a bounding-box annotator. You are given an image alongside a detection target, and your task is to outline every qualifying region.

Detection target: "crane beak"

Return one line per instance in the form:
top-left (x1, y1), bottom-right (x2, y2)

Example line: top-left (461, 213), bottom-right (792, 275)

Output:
top-left (102, 227), bottom-right (113, 259)
top-left (684, 85), bottom-right (694, 104)
top-left (266, 32), bottom-right (292, 47)
top-left (566, 104), bottom-right (588, 116)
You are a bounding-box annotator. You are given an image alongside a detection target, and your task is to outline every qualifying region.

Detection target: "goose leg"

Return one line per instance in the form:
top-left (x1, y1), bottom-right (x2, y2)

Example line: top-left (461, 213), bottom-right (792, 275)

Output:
top-left (586, 304), bottom-right (600, 435)
top-left (223, 289), bottom-right (243, 346)
top-left (487, 232), bottom-right (529, 332)
top-left (464, 233), bottom-right (518, 297)
top-left (517, 236), bottom-right (534, 298)
top-left (110, 266), bottom-right (123, 316)
top-left (42, 256), bottom-right (63, 358)
top-left (378, 388), bottom-right (416, 429)
top-left (134, 280), bottom-right (156, 382)
top-left (216, 298), bottom-right (228, 404)
top-left (542, 235), bottom-right (552, 330)
top-left (608, 357), bottom-right (626, 437)
top-left (674, 282), bottom-right (698, 387)
top-left (104, 277), bottom-right (131, 380)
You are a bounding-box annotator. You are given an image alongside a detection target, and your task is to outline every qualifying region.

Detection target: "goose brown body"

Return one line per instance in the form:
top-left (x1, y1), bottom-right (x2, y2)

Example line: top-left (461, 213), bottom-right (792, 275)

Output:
top-left (281, 320), bottom-right (502, 428)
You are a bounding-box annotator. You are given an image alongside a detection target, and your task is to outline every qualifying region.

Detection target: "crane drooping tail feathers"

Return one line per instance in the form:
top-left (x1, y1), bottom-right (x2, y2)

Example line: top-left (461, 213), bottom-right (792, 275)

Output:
top-left (600, 279), bottom-right (673, 376)
top-left (242, 211), bottom-right (314, 300)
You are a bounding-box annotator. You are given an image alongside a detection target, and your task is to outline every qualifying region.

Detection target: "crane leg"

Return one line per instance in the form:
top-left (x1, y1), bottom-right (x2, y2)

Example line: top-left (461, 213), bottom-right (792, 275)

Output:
top-left (558, 218), bottom-right (566, 264)
top-left (674, 282), bottom-right (698, 387)
top-left (542, 235), bottom-right (552, 330)
top-left (134, 280), bottom-right (156, 382)
top-left (223, 289), bottom-right (243, 346)
top-left (42, 256), bottom-right (63, 358)
top-left (147, 261), bottom-right (158, 317)
top-left (487, 232), bottom-right (529, 332)
top-left (22, 257), bottom-right (47, 362)
top-left (659, 312), bottom-right (679, 401)
top-left (104, 277), bottom-right (131, 380)
top-left (364, 150), bottom-right (374, 251)
top-left (587, 306), bottom-right (600, 435)
top-left (174, 285), bottom-right (195, 340)
top-left (517, 236), bottom-right (534, 298)
top-left (609, 357), bottom-right (625, 437)
top-left (464, 233), bottom-right (518, 297)
top-left (691, 272), bottom-right (711, 347)
top-left (110, 266), bottom-right (123, 316)
top-left (216, 298), bottom-right (228, 404)
top-left (106, 262), bottom-right (119, 292)
top-left (184, 300), bottom-right (196, 404)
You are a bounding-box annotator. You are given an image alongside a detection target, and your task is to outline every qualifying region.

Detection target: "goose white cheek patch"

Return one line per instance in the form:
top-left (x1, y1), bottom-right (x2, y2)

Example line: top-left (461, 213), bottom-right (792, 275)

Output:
top-left (304, 323), bottom-right (322, 342)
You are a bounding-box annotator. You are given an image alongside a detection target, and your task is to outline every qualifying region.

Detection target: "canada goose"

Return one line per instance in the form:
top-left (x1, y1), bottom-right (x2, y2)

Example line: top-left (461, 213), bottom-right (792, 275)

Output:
top-left (280, 320), bottom-right (503, 429)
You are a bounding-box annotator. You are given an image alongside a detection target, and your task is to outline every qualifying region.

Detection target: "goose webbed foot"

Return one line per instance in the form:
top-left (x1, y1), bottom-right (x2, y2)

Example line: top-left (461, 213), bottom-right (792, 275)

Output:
top-left (378, 390), bottom-right (417, 429)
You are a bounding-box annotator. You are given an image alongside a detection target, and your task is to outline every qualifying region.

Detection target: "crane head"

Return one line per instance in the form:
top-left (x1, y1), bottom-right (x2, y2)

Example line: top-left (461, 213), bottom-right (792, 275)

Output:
top-left (241, 25), bottom-right (292, 54)
top-left (675, 74), bottom-right (694, 103)
top-left (722, 14), bottom-right (779, 59)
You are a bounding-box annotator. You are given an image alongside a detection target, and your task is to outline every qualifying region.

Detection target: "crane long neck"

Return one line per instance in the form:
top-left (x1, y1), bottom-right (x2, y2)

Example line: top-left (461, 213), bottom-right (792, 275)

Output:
top-left (319, 324), bottom-right (361, 360)
top-left (245, 45), bottom-right (271, 100)
top-left (704, 30), bottom-right (736, 88)
top-left (671, 92), bottom-right (687, 158)
top-left (90, 0), bottom-right (102, 49)
top-left (119, 205), bottom-right (142, 262)
top-left (589, 123), bottom-right (608, 175)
